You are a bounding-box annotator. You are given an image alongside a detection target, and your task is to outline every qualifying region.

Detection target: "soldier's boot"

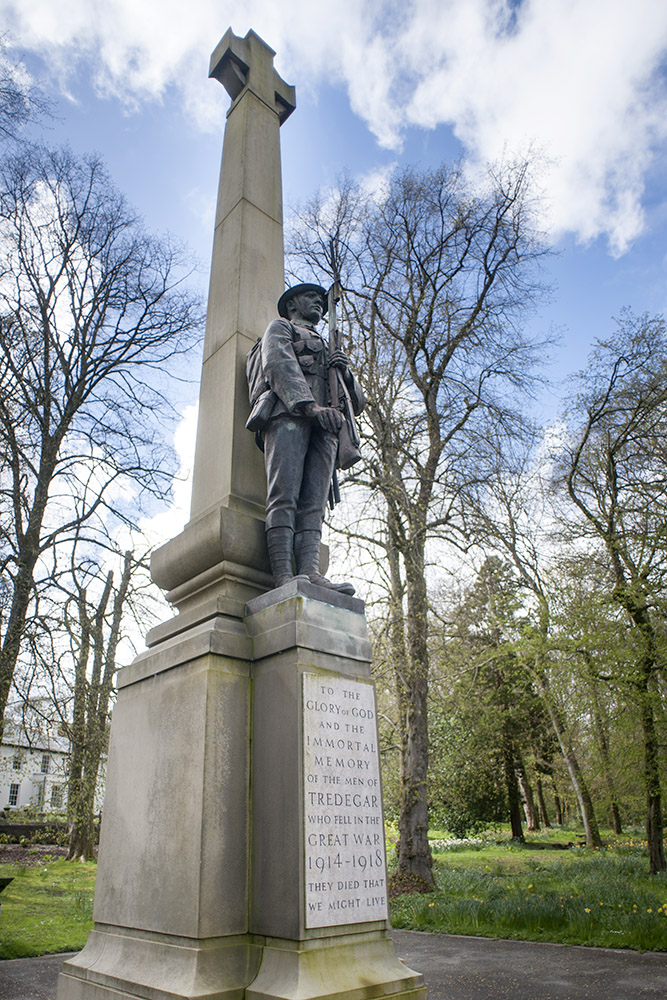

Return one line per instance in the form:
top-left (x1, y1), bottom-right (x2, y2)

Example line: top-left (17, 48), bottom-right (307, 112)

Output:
top-left (266, 526), bottom-right (297, 588)
top-left (294, 529), bottom-right (356, 596)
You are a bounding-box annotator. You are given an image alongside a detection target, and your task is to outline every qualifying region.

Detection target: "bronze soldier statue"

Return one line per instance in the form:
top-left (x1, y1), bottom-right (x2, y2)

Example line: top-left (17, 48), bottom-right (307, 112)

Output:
top-left (246, 282), bottom-right (364, 595)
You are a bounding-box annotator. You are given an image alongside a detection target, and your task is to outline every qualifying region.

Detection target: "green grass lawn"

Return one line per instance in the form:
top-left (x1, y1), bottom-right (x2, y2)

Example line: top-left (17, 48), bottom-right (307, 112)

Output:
top-left (0, 856), bottom-right (96, 959)
top-left (1, 828), bottom-right (666, 958)
top-left (390, 828), bottom-right (667, 951)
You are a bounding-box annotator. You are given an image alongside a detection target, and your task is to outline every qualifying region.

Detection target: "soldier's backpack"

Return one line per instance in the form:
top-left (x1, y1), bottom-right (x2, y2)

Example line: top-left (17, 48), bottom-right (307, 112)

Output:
top-left (245, 336), bottom-right (275, 435)
top-left (245, 323), bottom-right (302, 435)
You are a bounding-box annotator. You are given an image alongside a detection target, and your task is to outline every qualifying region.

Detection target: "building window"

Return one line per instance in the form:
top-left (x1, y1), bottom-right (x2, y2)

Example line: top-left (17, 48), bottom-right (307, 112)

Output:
top-left (12, 754), bottom-right (22, 770)
top-left (40, 754), bottom-right (50, 774)
top-left (8, 783), bottom-right (19, 806)
top-left (50, 785), bottom-right (64, 809)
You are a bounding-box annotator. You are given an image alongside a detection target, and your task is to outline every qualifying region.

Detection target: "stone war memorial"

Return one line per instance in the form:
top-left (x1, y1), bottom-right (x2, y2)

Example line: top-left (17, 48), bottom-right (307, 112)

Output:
top-left (56, 27), bottom-right (426, 1000)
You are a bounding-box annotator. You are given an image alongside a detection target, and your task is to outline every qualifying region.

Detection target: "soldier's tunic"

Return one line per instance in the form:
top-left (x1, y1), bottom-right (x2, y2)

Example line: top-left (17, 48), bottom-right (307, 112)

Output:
top-left (259, 318), bottom-right (363, 532)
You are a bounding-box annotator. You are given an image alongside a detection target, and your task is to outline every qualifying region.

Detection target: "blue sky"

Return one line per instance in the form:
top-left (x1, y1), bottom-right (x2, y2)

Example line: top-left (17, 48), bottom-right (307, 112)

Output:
top-left (4, 0), bottom-right (667, 521)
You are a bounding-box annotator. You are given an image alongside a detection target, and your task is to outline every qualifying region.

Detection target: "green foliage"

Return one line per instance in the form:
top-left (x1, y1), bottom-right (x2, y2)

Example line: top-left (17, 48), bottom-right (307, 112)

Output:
top-left (0, 858), bottom-right (96, 958)
top-left (428, 699), bottom-right (506, 836)
top-left (1, 805), bottom-right (49, 821)
top-left (427, 558), bottom-right (554, 837)
top-left (28, 827), bottom-right (70, 846)
top-left (0, 821), bottom-right (70, 846)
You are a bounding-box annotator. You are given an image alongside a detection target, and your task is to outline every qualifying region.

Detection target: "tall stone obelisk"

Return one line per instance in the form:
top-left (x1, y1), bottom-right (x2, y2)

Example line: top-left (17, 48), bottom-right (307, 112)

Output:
top-left (57, 28), bottom-right (425, 1000)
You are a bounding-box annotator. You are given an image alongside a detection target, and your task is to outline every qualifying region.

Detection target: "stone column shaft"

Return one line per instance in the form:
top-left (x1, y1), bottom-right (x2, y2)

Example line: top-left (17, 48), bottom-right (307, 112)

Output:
top-left (150, 29), bottom-right (296, 614)
top-left (191, 90), bottom-right (286, 520)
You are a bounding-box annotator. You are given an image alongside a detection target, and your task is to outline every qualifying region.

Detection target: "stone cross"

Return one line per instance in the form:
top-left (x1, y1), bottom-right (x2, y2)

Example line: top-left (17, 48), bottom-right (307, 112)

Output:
top-left (151, 30), bottom-right (296, 615)
top-left (209, 28), bottom-right (296, 125)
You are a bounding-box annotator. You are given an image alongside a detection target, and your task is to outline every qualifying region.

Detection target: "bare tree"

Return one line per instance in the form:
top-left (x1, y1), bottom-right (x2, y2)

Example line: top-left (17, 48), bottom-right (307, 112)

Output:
top-left (0, 146), bottom-right (202, 739)
top-left (64, 550), bottom-right (132, 860)
top-left (289, 160), bottom-right (550, 888)
top-left (12, 534), bottom-right (161, 858)
top-left (0, 35), bottom-right (51, 145)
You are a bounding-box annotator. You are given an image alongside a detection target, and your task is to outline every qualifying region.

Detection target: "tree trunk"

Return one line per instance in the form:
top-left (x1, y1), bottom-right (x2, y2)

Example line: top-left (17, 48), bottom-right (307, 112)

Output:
top-left (0, 562), bottom-right (40, 741)
top-left (535, 776), bottom-right (551, 827)
top-left (501, 731), bottom-right (524, 842)
top-left (66, 589), bottom-right (90, 834)
top-left (516, 754), bottom-right (539, 831)
top-left (524, 604), bottom-right (601, 846)
top-left (639, 678), bottom-right (665, 874)
top-left (583, 651), bottom-right (623, 835)
top-left (553, 790), bottom-right (563, 826)
top-left (540, 684), bottom-right (602, 846)
top-left (0, 440), bottom-right (60, 740)
top-left (392, 539), bottom-right (434, 891)
top-left (67, 554), bottom-right (131, 862)
top-left (67, 771), bottom-right (97, 861)
top-left (615, 594), bottom-right (665, 873)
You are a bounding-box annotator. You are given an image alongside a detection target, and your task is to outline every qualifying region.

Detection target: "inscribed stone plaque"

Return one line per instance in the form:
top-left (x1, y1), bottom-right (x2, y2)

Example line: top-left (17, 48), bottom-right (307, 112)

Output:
top-left (302, 673), bottom-right (389, 927)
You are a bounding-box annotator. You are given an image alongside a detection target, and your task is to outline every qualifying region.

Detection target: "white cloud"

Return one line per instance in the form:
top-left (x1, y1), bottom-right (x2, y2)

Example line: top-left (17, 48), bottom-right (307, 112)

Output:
top-left (186, 185), bottom-right (217, 234)
top-left (3, 0), bottom-right (667, 253)
top-left (398, 0), bottom-right (667, 255)
top-left (358, 162), bottom-right (397, 202)
top-left (136, 403), bottom-right (198, 549)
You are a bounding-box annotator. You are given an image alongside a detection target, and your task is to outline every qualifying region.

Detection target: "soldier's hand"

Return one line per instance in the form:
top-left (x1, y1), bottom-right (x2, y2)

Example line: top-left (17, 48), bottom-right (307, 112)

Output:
top-left (329, 350), bottom-right (349, 372)
top-left (303, 402), bottom-right (343, 432)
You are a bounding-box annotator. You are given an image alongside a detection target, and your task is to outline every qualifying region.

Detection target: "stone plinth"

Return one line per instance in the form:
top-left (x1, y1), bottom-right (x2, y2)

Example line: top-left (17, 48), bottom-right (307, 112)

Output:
top-left (58, 582), bottom-right (425, 1000)
top-left (57, 611), bottom-right (259, 1000)
top-left (245, 581), bottom-right (426, 1000)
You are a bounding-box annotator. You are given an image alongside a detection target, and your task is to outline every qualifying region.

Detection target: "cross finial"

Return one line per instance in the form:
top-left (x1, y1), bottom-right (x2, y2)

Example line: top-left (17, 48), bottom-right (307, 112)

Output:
top-left (209, 29), bottom-right (296, 125)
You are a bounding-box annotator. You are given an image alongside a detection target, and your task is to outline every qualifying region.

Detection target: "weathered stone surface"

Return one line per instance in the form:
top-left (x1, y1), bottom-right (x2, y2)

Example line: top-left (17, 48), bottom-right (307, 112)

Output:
top-left (59, 929), bottom-right (260, 1000)
top-left (209, 28), bottom-right (295, 126)
top-left (152, 29), bottom-right (295, 613)
top-left (151, 504), bottom-right (273, 616)
top-left (59, 587), bottom-right (424, 1000)
top-left (95, 654), bottom-right (250, 936)
top-left (190, 39), bottom-right (292, 523)
top-left (302, 673), bottom-right (387, 928)
top-left (248, 586), bottom-right (425, 1000)
top-left (145, 593), bottom-right (249, 646)
top-left (190, 327), bottom-right (268, 518)
top-left (57, 635), bottom-right (255, 1000)
top-left (246, 578), bottom-right (370, 664)
top-left (247, 933), bottom-right (424, 1000)
top-left (246, 577), bottom-right (363, 616)
top-left (250, 588), bottom-right (373, 939)
top-left (122, 614), bottom-right (252, 687)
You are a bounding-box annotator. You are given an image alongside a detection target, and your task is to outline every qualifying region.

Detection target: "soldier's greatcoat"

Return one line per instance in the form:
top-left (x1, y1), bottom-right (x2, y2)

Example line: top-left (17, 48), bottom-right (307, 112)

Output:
top-left (258, 319), bottom-right (364, 532)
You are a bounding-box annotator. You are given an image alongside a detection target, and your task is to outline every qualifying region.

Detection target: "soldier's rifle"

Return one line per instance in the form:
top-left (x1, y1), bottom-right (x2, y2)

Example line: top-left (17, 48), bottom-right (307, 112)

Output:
top-left (327, 281), bottom-right (361, 473)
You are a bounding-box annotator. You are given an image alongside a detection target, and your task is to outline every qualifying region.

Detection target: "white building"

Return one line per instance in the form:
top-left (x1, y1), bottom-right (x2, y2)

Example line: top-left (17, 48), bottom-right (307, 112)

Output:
top-left (0, 702), bottom-right (106, 815)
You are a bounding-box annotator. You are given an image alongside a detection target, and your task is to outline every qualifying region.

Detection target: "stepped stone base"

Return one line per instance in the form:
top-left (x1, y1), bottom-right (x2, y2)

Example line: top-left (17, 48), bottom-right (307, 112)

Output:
top-left (57, 580), bottom-right (425, 1000)
top-left (58, 927), bottom-right (260, 1000)
top-left (247, 932), bottom-right (424, 1000)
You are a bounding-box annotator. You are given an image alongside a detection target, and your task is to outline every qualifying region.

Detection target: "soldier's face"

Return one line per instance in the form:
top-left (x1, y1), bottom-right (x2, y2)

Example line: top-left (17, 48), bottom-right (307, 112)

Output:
top-left (289, 290), bottom-right (324, 324)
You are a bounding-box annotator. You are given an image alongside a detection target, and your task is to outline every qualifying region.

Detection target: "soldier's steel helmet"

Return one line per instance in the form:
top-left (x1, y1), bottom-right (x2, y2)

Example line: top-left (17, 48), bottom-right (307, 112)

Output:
top-left (277, 283), bottom-right (328, 319)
